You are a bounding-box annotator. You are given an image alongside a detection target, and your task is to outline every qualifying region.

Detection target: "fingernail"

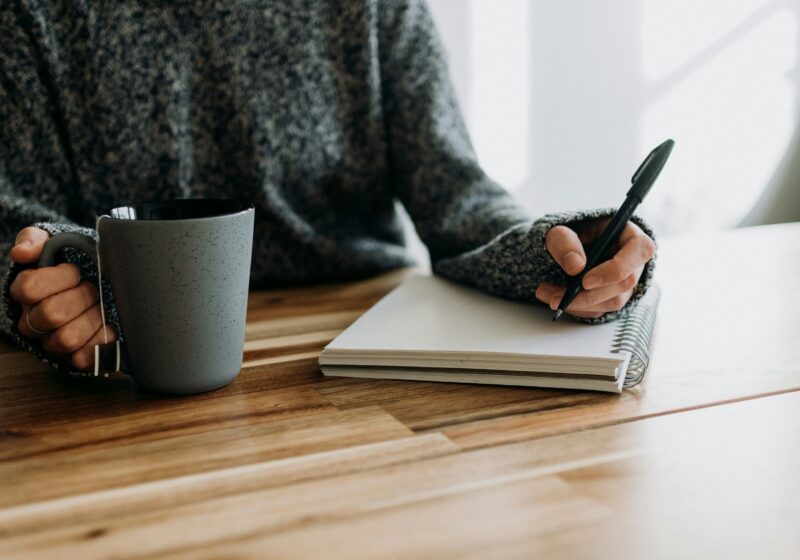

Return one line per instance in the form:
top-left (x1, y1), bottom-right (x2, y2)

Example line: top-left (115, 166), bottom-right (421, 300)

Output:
top-left (584, 274), bottom-right (602, 290)
top-left (563, 251), bottom-right (584, 273)
top-left (16, 240), bottom-right (32, 248)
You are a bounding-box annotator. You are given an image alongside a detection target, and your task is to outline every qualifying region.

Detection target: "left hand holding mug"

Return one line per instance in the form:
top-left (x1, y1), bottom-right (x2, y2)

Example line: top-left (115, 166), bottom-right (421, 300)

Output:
top-left (536, 220), bottom-right (656, 319)
top-left (9, 226), bottom-right (118, 371)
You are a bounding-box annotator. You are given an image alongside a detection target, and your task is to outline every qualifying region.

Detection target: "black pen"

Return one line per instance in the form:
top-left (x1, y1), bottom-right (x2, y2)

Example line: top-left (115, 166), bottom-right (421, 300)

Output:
top-left (553, 139), bottom-right (674, 321)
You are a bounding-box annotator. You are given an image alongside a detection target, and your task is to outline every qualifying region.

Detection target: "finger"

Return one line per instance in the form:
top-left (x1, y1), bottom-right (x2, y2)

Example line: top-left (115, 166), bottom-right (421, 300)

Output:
top-left (557, 272), bottom-right (639, 311)
top-left (43, 304), bottom-right (104, 355)
top-left (70, 325), bottom-right (118, 372)
top-left (561, 287), bottom-right (635, 314)
top-left (29, 281), bottom-right (99, 331)
top-left (16, 303), bottom-right (47, 339)
top-left (9, 263), bottom-right (81, 305)
top-left (613, 221), bottom-right (656, 259)
top-left (545, 226), bottom-right (587, 276)
top-left (10, 227), bottom-right (50, 264)
top-left (582, 225), bottom-right (655, 290)
top-left (550, 291), bottom-right (624, 318)
top-left (537, 284), bottom-right (615, 319)
top-left (535, 283), bottom-right (564, 305)
top-left (565, 310), bottom-right (605, 320)
top-left (545, 270), bottom-right (638, 314)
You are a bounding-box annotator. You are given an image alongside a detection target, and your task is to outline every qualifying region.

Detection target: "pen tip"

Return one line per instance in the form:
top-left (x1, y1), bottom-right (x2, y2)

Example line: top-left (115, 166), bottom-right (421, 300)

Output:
top-left (552, 310), bottom-right (563, 322)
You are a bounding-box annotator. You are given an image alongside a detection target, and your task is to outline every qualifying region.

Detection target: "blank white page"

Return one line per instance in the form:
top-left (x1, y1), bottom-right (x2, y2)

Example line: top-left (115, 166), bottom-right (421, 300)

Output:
top-left (326, 275), bottom-right (621, 361)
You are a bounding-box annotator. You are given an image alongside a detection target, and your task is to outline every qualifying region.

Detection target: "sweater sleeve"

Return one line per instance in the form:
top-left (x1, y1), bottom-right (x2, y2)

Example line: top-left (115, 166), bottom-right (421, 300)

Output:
top-left (376, 0), bottom-right (655, 322)
top-left (0, 6), bottom-right (119, 376)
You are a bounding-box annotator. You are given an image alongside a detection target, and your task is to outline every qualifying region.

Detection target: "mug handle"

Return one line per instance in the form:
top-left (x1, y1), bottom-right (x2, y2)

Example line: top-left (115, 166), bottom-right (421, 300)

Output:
top-left (36, 232), bottom-right (125, 376)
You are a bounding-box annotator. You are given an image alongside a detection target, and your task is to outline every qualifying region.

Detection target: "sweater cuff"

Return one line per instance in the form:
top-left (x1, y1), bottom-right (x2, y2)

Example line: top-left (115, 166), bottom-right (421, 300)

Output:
top-left (432, 208), bottom-right (656, 324)
top-left (1, 222), bottom-right (120, 378)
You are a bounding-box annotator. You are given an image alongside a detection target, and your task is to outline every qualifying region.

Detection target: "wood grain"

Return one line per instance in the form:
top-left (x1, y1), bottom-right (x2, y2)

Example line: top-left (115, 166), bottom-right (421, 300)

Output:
top-left (4, 387), bottom-right (799, 559)
top-left (1, 405), bottom-right (413, 508)
top-left (0, 433), bottom-right (459, 536)
top-left (1, 223), bottom-right (798, 559)
top-left (0, 384), bottom-right (334, 461)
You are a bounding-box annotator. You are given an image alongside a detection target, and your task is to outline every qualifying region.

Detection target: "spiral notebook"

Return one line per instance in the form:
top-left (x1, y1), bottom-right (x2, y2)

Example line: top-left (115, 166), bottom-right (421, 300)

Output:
top-left (320, 275), bottom-right (660, 393)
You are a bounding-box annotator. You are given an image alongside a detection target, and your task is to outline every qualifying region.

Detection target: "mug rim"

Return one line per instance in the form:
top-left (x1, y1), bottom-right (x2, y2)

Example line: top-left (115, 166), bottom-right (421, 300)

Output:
top-left (99, 198), bottom-right (255, 222)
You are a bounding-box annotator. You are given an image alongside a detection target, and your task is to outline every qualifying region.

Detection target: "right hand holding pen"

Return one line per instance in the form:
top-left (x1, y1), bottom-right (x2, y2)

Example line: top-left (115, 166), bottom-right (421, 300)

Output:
top-left (9, 227), bottom-right (118, 371)
top-left (535, 220), bottom-right (655, 319)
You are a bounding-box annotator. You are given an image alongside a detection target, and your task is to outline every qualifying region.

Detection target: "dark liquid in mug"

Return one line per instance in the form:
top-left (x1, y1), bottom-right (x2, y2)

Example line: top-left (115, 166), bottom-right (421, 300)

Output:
top-left (107, 199), bottom-right (252, 221)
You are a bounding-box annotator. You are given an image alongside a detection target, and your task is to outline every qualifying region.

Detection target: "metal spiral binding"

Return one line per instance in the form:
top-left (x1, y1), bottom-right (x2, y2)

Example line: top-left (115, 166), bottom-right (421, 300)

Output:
top-left (610, 284), bottom-right (661, 388)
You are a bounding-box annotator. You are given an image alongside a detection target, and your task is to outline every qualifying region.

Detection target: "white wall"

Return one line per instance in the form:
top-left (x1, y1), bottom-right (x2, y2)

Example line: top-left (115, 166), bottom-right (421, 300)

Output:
top-left (428, 0), bottom-right (800, 235)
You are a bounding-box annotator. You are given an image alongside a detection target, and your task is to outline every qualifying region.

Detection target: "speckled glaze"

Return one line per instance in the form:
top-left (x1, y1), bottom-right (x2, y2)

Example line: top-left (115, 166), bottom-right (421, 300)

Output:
top-left (38, 203), bottom-right (255, 394)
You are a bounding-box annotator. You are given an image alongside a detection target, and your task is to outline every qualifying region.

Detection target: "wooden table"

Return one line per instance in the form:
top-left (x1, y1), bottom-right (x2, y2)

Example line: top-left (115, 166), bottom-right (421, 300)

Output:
top-left (1, 223), bottom-right (799, 559)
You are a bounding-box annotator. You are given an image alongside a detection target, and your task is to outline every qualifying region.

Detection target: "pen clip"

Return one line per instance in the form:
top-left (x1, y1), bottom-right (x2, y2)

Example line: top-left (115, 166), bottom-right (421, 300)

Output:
top-left (631, 147), bottom-right (657, 184)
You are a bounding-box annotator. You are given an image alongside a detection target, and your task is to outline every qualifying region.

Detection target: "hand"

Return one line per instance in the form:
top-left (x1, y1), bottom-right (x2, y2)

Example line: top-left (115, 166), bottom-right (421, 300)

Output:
top-left (8, 227), bottom-right (118, 371)
top-left (536, 220), bottom-right (656, 319)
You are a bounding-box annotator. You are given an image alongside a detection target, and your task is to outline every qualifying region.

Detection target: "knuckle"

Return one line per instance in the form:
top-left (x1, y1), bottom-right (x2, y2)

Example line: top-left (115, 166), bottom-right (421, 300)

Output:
top-left (57, 263), bottom-right (81, 284)
top-left (81, 281), bottom-right (100, 301)
top-left (622, 274), bottom-right (638, 290)
top-left (15, 227), bottom-right (31, 241)
top-left (15, 227), bottom-right (38, 244)
top-left (42, 294), bottom-right (74, 329)
top-left (13, 271), bottom-right (38, 302)
top-left (105, 326), bottom-right (119, 342)
top-left (608, 259), bottom-right (625, 282)
top-left (642, 236), bottom-right (657, 259)
top-left (14, 269), bottom-right (33, 284)
top-left (536, 284), bottom-right (552, 300)
top-left (71, 350), bottom-right (93, 371)
top-left (546, 225), bottom-right (564, 242)
top-left (19, 283), bottom-right (41, 303)
top-left (546, 226), bottom-right (569, 249)
top-left (51, 326), bottom-right (84, 353)
top-left (38, 298), bottom-right (67, 329)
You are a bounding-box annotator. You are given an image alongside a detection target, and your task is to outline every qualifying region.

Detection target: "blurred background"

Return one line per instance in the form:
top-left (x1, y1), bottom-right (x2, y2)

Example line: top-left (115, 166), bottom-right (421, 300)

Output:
top-left (421, 0), bottom-right (800, 239)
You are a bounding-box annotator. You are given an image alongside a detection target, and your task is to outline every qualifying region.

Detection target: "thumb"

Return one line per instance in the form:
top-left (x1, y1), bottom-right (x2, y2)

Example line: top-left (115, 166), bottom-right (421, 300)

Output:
top-left (545, 225), bottom-right (587, 276)
top-left (10, 227), bottom-right (50, 264)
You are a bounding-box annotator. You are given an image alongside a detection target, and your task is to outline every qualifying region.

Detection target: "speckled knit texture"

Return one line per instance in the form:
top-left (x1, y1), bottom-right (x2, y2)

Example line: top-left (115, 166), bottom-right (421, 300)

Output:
top-left (1, 0), bottom-right (655, 377)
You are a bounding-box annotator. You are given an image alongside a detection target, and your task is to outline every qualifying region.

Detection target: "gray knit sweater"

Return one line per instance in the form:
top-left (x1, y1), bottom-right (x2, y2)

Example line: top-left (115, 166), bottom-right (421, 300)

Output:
top-left (0, 0), bottom-right (654, 377)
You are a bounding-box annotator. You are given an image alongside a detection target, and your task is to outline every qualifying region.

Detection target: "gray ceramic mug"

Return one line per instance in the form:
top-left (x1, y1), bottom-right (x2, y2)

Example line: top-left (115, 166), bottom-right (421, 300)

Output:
top-left (35, 199), bottom-right (255, 395)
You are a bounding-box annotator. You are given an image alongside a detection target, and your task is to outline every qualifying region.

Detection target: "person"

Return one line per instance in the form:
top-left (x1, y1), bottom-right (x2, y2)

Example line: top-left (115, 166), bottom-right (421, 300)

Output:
top-left (0, 0), bottom-right (656, 377)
